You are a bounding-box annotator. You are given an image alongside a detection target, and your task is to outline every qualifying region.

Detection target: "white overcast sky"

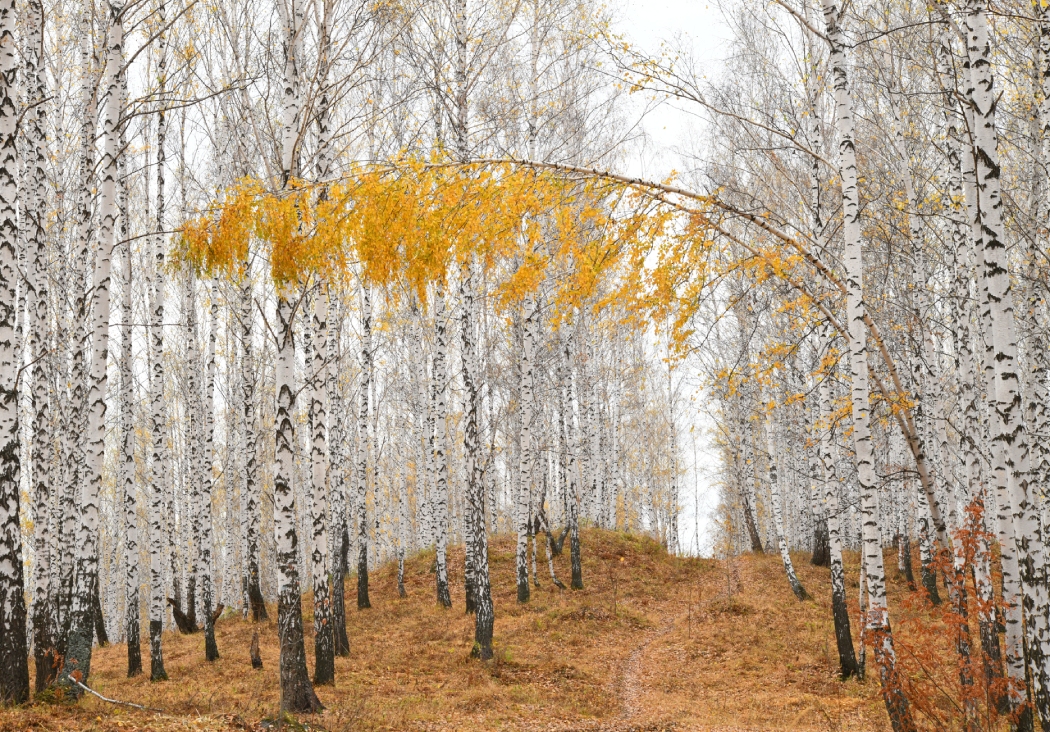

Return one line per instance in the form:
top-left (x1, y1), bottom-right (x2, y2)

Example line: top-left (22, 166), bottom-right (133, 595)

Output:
top-left (618, 0), bottom-right (729, 556)
top-left (620, 0), bottom-right (728, 177)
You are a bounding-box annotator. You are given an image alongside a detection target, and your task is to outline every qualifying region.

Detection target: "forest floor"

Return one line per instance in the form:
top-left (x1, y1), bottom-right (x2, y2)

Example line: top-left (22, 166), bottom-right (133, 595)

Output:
top-left (1, 530), bottom-right (931, 731)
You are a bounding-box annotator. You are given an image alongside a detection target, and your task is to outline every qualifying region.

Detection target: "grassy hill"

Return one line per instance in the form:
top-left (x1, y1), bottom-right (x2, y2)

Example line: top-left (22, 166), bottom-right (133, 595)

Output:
top-left (2, 530), bottom-right (898, 731)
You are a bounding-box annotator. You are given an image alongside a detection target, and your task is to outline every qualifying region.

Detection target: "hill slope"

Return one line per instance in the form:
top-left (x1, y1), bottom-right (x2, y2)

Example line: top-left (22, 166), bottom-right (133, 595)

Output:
top-left (2, 530), bottom-right (893, 731)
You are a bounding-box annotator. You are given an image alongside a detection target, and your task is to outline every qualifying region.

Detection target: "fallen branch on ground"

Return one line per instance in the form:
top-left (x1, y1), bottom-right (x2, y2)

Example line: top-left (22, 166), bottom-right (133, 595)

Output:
top-left (73, 680), bottom-right (165, 713)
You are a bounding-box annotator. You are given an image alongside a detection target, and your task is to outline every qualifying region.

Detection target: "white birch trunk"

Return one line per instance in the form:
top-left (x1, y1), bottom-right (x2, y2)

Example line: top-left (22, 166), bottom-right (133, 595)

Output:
top-left (309, 287), bottom-right (333, 683)
top-left (964, 0), bottom-right (1048, 715)
top-left (768, 417), bottom-right (807, 600)
top-left (667, 361), bottom-right (679, 554)
top-left (58, 0), bottom-right (99, 647)
top-left (460, 257), bottom-right (494, 658)
top-left (0, 0), bottom-right (27, 700)
top-left (819, 1), bottom-right (912, 726)
top-left (817, 340), bottom-right (858, 679)
top-left (563, 330), bottom-right (583, 590)
top-left (738, 398), bottom-right (764, 553)
top-left (939, 27), bottom-right (1003, 681)
top-left (184, 274), bottom-right (201, 631)
top-left (148, 0), bottom-right (170, 680)
top-left (273, 289), bottom-right (321, 711)
top-left (356, 284), bottom-right (372, 609)
top-left (516, 290), bottom-right (536, 603)
top-left (201, 284), bottom-right (219, 661)
top-left (62, 4), bottom-right (123, 687)
top-left (328, 295), bottom-right (349, 655)
top-left (120, 197), bottom-right (141, 677)
top-left (432, 288), bottom-right (452, 607)
top-left (25, 0), bottom-right (53, 692)
top-left (240, 264), bottom-right (265, 621)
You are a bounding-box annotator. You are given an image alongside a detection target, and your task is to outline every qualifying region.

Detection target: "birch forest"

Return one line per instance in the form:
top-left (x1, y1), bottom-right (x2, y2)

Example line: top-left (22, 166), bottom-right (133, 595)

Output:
top-left (1, 0), bottom-right (1050, 729)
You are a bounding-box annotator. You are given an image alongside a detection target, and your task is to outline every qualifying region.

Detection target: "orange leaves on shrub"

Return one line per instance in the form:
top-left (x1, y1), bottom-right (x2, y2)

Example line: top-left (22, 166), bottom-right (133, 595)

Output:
top-left (888, 499), bottom-right (1021, 732)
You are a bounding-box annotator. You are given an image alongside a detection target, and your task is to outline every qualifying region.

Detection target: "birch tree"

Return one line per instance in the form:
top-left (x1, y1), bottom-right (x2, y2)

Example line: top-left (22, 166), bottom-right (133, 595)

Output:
top-left (201, 284), bottom-right (219, 661)
top-left (120, 202), bottom-right (141, 677)
top-left (61, 1), bottom-right (124, 689)
top-left (309, 287), bottom-right (333, 683)
top-left (819, 0), bottom-right (912, 725)
top-left (0, 0), bottom-right (27, 702)
top-left (272, 0), bottom-right (321, 711)
top-left (148, 0), bottom-right (171, 681)
top-left (25, 0), bottom-right (54, 692)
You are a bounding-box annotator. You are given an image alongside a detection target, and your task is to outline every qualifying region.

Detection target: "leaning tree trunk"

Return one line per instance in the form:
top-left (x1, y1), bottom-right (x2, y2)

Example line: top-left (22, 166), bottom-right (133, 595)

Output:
top-left (732, 297), bottom-right (764, 554)
top-left (819, 1), bottom-right (913, 727)
top-left (0, 0), bottom-right (28, 702)
top-left (885, 76), bottom-right (951, 572)
top-left (768, 419), bottom-right (808, 601)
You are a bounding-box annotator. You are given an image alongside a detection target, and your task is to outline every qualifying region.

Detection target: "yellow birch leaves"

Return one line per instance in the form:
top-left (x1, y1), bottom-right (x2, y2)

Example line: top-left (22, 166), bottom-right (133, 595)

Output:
top-left (179, 161), bottom-right (683, 324)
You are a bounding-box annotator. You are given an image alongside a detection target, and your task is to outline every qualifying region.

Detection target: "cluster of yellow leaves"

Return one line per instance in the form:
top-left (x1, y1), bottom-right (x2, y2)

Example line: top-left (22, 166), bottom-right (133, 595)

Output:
top-left (179, 161), bottom-right (692, 327)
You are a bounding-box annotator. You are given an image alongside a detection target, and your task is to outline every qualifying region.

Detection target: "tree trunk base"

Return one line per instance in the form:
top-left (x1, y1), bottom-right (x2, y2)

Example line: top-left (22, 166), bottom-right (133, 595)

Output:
top-left (250, 631), bottom-right (263, 670)
top-left (277, 593), bottom-right (322, 713)
top-left (149, 620), bottom-right (167, 682)
top-left (167, 598), bottom-right (199, 634)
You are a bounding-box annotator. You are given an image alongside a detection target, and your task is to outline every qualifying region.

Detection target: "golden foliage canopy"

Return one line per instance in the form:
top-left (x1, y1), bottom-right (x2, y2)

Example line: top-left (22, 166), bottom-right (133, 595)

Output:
top-left (179, 161), bottom-right (706, 335)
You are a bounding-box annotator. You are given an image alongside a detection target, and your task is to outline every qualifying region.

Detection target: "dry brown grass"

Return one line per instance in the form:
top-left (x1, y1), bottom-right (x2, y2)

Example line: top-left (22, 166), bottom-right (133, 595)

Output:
top-left (0, 532), bottom-right (923, 731)
top-left (637, 551), bottom-right (891, 732)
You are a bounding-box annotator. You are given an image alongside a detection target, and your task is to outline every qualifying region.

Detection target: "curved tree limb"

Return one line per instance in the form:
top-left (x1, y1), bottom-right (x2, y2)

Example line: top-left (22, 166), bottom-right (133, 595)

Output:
top-left (473, 156), bottom-right (947, 549)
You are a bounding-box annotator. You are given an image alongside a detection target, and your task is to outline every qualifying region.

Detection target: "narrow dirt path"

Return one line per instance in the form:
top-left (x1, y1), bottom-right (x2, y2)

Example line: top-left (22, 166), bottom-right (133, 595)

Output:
top-left (618, 613), bottom-right (678, 722)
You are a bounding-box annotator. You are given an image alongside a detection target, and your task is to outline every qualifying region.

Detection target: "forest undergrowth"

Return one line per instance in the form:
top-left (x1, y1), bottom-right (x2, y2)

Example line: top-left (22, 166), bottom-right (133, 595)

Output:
top-left (0, 530), bottom-right (953, 731)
